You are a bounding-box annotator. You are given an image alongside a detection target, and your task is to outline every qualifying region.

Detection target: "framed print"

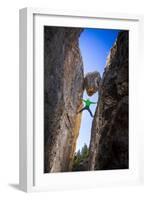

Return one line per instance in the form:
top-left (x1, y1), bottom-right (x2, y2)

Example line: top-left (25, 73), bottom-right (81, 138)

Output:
top-left (19, 8), bottom-right (144, 192)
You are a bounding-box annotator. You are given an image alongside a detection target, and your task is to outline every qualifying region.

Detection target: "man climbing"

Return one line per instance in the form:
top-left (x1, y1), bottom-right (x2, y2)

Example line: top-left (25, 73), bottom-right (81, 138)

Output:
top-left (78, 98), bottom-right (97, 118)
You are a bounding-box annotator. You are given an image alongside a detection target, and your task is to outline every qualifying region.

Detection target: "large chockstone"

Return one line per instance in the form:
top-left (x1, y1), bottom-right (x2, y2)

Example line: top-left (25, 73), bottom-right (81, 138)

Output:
top-left (84, 71), bottom-right (101, 96)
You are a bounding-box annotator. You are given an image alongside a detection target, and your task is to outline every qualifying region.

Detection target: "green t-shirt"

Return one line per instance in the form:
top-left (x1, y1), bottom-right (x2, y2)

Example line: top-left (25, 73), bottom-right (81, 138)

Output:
top-left (82, 99), bottom-right (96, 108)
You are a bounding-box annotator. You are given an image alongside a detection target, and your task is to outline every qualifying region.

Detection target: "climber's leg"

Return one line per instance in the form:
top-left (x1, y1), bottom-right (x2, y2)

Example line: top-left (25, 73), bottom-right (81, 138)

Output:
top-left (78, 107), bottom-right (86, 113)
top-left (87, 108), bottom-right (94, 118)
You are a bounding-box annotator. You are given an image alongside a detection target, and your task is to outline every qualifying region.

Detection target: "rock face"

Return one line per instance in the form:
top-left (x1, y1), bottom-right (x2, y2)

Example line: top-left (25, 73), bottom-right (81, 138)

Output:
top-left (44, 27), bottom-right (84, 173)
top-left (89, 31), bottom-right (129, 170)
top-left (84, 71), bottom-right (101, 96)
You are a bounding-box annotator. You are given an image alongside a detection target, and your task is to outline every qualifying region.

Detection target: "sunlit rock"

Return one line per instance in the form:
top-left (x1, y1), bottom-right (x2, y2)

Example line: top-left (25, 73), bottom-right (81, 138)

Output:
top-left (44, 27), bottom-right (84, 173)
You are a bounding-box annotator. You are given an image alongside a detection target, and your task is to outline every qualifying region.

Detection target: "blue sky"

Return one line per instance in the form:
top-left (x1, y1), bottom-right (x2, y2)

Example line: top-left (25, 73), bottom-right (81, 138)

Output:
top-left (76, 28), bottom-right (120, 152)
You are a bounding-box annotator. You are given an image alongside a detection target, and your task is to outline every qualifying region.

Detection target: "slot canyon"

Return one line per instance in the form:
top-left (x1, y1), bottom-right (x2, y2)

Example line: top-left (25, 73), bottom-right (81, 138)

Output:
top-left (44, 26), bottom-right (128, 173)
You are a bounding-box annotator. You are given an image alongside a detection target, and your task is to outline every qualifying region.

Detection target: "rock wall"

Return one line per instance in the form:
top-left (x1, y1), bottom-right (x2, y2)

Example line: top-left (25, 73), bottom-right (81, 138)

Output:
top-left (44, 27), bottom-right (84, 173)
top-left (89, 31), bottom-right (129, 170)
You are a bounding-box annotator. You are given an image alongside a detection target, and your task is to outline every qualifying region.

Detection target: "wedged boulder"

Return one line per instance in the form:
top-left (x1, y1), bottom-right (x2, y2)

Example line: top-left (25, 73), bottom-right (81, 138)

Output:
top-left (44, 27), bottom-right (84, 173)
top-left (88, 31), bottom-right (129, 170)
top-left (84, 71), bottom-right (101, 96)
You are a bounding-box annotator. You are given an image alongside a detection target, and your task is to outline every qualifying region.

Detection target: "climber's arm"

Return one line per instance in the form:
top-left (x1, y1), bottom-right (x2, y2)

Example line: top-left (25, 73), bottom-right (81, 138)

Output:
top-left (91, 101), bottom-right (97, 104)
top-left (81, 98), bottom-right (86, 103)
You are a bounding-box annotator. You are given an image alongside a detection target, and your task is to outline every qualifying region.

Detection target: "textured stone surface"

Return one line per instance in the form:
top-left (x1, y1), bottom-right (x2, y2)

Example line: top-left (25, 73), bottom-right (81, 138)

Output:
top-left (84, 71), bottom-right (101, 96)
top-left (44, 27), bottom-right (84, 173)
top-left (88, 31), bottom-right (129, 170)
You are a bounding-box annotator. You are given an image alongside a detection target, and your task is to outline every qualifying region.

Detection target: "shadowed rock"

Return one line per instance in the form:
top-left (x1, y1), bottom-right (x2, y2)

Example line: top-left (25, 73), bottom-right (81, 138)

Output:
top-left (84, 71), bottom-right (101, 96)
top-left (89, 31), bottom-right (129, 170)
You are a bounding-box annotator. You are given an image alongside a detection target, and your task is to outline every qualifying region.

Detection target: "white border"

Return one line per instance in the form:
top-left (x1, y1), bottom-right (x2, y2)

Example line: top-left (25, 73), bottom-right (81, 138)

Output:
top-left (19, 8), bottom-right (144, 192)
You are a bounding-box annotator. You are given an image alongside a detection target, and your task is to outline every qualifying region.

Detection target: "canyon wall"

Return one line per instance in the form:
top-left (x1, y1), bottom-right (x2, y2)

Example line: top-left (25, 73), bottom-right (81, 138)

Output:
top-left (44, 27), bottom-right (84, 173)
top-left (89, 31), bottom-right (129, 170)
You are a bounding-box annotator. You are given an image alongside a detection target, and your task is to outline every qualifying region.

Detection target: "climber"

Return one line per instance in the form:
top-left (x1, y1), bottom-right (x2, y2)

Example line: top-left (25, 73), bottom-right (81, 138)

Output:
top-left (78, 98), bottom-right (97, 118)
